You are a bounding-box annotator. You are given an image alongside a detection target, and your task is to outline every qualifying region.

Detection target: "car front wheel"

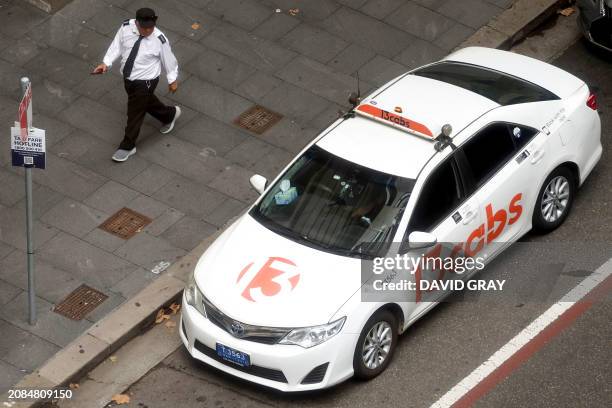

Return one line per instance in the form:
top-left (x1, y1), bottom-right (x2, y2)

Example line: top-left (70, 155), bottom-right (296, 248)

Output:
top-left (532, 166), bottom-right (576, 233)
top-left (353, 310), bottom-right (398, 380)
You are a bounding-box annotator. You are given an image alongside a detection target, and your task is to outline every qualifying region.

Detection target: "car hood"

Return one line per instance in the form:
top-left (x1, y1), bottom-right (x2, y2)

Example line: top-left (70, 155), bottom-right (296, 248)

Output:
top-left (194, 214), bottom-right (363, 327)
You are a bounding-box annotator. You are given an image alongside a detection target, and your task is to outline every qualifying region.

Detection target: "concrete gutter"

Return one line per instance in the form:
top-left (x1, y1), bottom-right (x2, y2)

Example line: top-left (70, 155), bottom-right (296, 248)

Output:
top-left (0, 222), bottom-right (228, 408)
top-left (458, 0), bottom-right (572, 50)
top-left (0, 1), bottom-right (578, 407)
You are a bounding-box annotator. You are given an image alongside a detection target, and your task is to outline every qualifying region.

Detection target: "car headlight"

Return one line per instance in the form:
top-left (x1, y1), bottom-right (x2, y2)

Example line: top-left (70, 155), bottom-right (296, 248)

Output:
top-left (184, 274), bottom-right (206, 317)
top-left (279, 317), bottom-right (346, 348)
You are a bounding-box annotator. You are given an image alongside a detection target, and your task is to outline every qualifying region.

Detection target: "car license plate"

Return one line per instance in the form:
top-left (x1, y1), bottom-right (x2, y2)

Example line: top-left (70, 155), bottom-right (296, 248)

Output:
top-left (216, 343), bottom-right (250, 367)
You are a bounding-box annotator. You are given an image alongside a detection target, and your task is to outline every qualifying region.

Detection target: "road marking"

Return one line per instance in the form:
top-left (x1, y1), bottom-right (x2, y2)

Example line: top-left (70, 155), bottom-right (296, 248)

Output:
top-left (431, 258), bottom-right (612, 408)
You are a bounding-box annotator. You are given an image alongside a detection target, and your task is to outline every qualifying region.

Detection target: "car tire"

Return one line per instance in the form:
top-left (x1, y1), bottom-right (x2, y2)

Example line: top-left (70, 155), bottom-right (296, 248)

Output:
top-left (353, 309), bottom-right (398, 380)
top-left (532, 166), bottom-right (576, 233)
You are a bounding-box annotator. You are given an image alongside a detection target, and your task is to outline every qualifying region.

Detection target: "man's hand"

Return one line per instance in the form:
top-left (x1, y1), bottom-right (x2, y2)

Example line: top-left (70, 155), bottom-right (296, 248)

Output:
top-left (168, 81), bottom-right (178, 93)
top-left (92, 63), bottom-right (108, 75)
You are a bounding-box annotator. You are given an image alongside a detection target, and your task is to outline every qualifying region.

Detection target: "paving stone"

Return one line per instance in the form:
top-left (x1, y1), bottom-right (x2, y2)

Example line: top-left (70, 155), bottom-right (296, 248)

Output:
top-left (260, 82), bottom-right (331, 124)
top-left (0, 36), bottom-right (47, 66)
top-left (114, 231), bottom-right (186, 270)
top-left (40, 198), bottom-right (108, 238)
top-left (208, 164), bottom-right (260, 204)
top-left (0, 3), bottom-right (49, 39)
top-left (201, 22), bottom-right (297, 73)
top-left (434, 22), bottom-right (475, 52)
top-left (39, 232), bottom-right (136, 289)
top-left (127, 164), bottom-right (177, 196)
top-left (233, 70), bottom-right (282, 103)
top-left (173, 114), bottom-right (248, 156)
top-left (0, 168), bottom-right (25, 207)
top-left (264, 0), bottom-right (340, 21)
top-left (171, 37), bottom-right (208, 68)
top-left (83, 180), bottom-right (140, 214)
top-left (0, 251), bottom-right (82, 305)
top-left (360, 0), bottom-right (404, 19)
top-left (204, 0), bottom-right (272, 31)
top-left (73, 69), bottom-right (121, 101)
top-left (252, 12), bottom-right (300, 41)
top-left (438, 0), bottom-right (502, 30)
top-left (0, 59), bottom-right (29, 99)
top-left (280, 23), bottom-right (348, 64)
top-left (0, 206), bottom-right (59, 252)
top-left (0, 242), bottom-right (12, 261)
top-left (0, 292), bottom-right (93, 347)
top-left (27, 14), bottom-right (110, 63)
top-left (0, 279), bottom-right (20, 305)
top-left (250, 145), bottom-right (294, 181)
top-left (0, 357), bottom-right (25, 394)
top-left (127, 194), bottom-right (171, 220)
top-left (137, 136), bottom-right (228, 185)
top-left (110, 267), bottom-right (159, 299)
top-left (86, 3), bottom-right (132, 36)
top-left (411, 0), bottom-right (448, 8)
top-left (144, 207), bottom-right (185, 237)
top-left (51, 132), bottom-right (151, 186)
top-left (184, 48), bottom-right (256, 90)
top-left (485, 0), bottom-right (515, 8)
top-left (202, 198), bottom-right (248, 228)
top-left (226, 137), bottom-right (280, 169)
top-left (56, 0), bottom-right (110, 24)
top-left (311, 102), bottom-right (346, 130)
top-left (23, 48), bottom-right (92, 90)
top-left (0, 321), bottom-right (60, 372)
top-left (26, 152), bottom-right (108, 201)
top-left (358, 54), bottom-right (409, 87)
top-left (161, 216), bottom-right (217, 251)
top-left (153, 176), bottom-right (227, 219)
top-left (250, 117), bottom-right (318, 154)
top-left (83, 228), bottom-right (127, 253)
top-left (277, 55), bottom-right (363, 105)
top-left (29, 113), bottom-right (76, 148)
top-left (338, 0), bottom-right (370, 8)
top-left (394, 38), bottom-right (448, 70)
top-left (170, 76), bottom-right (252, 124)
top-left (322, 7), bottom-right (414, 58)
top-left (13, 184), bottom-right (65, 219)
top-left (385, 2), bottom-right (455, 42)
top-left (125, 0), bottom-right (220, 41)
top-left (327, 43), bottom-right (376, 75)
top-left (25, 77), bottom-right (79, 117)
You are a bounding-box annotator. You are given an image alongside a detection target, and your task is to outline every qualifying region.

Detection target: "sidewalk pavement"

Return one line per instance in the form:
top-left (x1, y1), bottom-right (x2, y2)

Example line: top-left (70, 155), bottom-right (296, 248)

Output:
top-left (0, 0), bottom-right (516, 394)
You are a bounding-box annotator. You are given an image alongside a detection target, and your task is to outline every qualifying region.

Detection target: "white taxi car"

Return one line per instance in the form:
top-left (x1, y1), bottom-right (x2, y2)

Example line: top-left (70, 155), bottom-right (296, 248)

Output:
top-left (180, 47), bottom-right (602, 391)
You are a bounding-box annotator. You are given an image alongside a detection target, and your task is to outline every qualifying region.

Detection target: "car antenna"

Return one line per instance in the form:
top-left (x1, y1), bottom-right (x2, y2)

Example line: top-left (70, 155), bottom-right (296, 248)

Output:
top-left (344, 72), bottom-right (362, 119)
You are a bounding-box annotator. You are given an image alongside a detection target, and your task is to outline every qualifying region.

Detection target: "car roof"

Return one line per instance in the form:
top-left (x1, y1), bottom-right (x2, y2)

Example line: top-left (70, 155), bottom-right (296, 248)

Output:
top-left (316, 74), bottom-right (499, 179)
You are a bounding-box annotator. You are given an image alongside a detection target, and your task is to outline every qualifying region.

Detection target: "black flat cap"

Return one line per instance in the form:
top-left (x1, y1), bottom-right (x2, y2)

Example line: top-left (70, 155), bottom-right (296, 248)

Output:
top-left (135, 8), bottom-right (157, 28)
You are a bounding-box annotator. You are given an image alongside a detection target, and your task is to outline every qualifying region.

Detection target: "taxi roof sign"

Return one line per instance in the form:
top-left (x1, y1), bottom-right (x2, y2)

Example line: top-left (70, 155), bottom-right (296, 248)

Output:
top-left (355, 103), bottom-right (434, 139)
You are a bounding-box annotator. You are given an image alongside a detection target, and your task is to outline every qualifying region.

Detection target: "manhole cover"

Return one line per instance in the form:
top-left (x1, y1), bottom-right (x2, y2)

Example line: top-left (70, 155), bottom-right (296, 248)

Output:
top-left (234, 105), bottom-right (283, 134)
top-left (53, 285), bottom-right (108, 320)
top-left (99, 207), bottom-right (151, 240)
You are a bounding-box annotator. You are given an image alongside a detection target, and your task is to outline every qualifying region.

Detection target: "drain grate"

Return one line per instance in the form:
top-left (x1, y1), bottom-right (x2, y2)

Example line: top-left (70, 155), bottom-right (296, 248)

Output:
top-left (99, 207), bottom-right (151, 240)
top-left (234, 105), bottom-right (283, 134)
top-left (53, 285), bottom-right (108, 320)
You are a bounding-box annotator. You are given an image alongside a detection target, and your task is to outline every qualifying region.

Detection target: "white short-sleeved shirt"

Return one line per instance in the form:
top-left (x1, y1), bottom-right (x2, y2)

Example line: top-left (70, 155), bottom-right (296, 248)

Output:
top-left (103, 19), bottom-right (179, 84)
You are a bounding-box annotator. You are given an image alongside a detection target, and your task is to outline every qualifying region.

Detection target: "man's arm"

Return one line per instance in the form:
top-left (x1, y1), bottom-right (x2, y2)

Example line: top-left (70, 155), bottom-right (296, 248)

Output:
top-left (158, 34), bottom-right (179, 92)
top-left (93, 25), bottom-right (123, 74)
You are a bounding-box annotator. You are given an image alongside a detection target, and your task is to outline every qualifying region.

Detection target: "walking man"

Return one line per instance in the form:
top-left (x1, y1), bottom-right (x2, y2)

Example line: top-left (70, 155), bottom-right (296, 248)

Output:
top-left (93, 7), bottom-right (181, 162)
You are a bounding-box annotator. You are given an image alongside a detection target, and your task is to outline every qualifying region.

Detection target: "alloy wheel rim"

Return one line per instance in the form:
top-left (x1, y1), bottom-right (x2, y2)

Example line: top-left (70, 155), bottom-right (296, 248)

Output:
top-left (362, 321), bottom-right (392, 369)
top-left (541, 176), bottom-right (570, 223)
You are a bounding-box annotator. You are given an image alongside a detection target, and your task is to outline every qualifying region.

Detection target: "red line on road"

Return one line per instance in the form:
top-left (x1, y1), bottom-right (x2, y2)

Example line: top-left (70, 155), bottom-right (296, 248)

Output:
top-left (452, 274), bottom-right (612, 408)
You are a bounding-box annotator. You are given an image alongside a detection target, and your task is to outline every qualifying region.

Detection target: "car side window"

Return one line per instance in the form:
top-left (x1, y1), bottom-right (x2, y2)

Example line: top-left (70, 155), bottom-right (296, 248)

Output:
top-left (408, 158), bottom-right (463, 233)
top-left (508, 124), bottom-right (538, 150)
top-left (460, 123), bottom-right (516, 187)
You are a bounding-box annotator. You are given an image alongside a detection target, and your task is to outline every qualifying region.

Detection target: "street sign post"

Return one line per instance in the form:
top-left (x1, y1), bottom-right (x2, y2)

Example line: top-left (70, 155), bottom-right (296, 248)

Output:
top-left (11, 77), bottom-right (41, 325)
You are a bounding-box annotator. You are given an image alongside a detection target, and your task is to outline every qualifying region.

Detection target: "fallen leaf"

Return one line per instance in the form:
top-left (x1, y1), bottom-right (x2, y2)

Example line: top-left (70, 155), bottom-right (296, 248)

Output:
top-left (288, 8), bottom-right (300, 16)
top-left (191, 22), bottom-right (201, 30)
top-left (169, 303), bottom-right (181, 314)
top-left (165, 320), bottom-right (177, 328)
top-left (109, 355), bottom-right (118, 363)
top-left (69, 383), bottom-right (79, 389)
top-left (558, 7), bottom-right (575, 16)
top-left (111, 394), bottom-right (130, 405)
top-left (275, 8), bottom-right (282, 13)
top-left (155, 309), bottom-right (170, 324)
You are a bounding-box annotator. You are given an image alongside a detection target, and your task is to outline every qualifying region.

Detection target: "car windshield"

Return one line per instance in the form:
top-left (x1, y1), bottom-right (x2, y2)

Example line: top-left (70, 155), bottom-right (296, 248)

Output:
top-left (250, 145), bottom-right (415, 259)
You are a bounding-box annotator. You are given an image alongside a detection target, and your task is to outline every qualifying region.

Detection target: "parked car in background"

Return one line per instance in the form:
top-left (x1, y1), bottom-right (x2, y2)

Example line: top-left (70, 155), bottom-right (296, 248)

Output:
top-left (577, 0), bottom-right (612, 52)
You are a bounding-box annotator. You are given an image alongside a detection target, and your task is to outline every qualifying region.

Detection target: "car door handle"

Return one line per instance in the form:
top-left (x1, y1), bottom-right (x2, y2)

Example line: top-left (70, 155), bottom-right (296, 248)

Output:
top-left (461, 207), bottom-right (478, 225)
top-left (530, 149), bottom-right (544, 164)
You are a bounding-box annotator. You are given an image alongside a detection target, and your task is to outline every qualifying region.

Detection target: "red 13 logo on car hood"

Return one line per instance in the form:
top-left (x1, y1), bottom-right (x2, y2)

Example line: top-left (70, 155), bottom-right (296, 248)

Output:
top-left (236, 257), bottom-right (300, 302)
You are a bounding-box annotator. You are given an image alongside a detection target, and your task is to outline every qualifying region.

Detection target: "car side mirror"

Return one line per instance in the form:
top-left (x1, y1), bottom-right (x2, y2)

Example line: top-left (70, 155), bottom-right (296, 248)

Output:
top-left (408, 231), bottom-right (437, 249)
top-left (249, 174), bottom-right (267, 195)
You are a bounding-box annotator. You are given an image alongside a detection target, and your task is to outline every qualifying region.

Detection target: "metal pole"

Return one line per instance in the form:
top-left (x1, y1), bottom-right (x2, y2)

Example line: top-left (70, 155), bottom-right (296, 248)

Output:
top-left (21, 77), bottom-right (36, 325)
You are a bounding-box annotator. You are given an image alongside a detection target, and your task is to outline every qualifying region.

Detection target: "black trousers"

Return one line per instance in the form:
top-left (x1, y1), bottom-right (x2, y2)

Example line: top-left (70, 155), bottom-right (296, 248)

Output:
top-left (120, 77), bottom-right (175, 150)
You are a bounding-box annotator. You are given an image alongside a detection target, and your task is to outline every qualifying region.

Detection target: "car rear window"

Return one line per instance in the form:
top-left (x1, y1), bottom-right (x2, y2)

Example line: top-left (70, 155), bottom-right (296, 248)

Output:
top-left (412, 61), bottom-right (559, 106)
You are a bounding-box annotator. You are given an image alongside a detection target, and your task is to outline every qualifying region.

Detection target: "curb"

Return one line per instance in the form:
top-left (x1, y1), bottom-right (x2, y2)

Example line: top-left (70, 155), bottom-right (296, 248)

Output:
top-left (1, 219), bottom-right (232, 408)
top-left (457, 0), bottom-right (572, 50)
